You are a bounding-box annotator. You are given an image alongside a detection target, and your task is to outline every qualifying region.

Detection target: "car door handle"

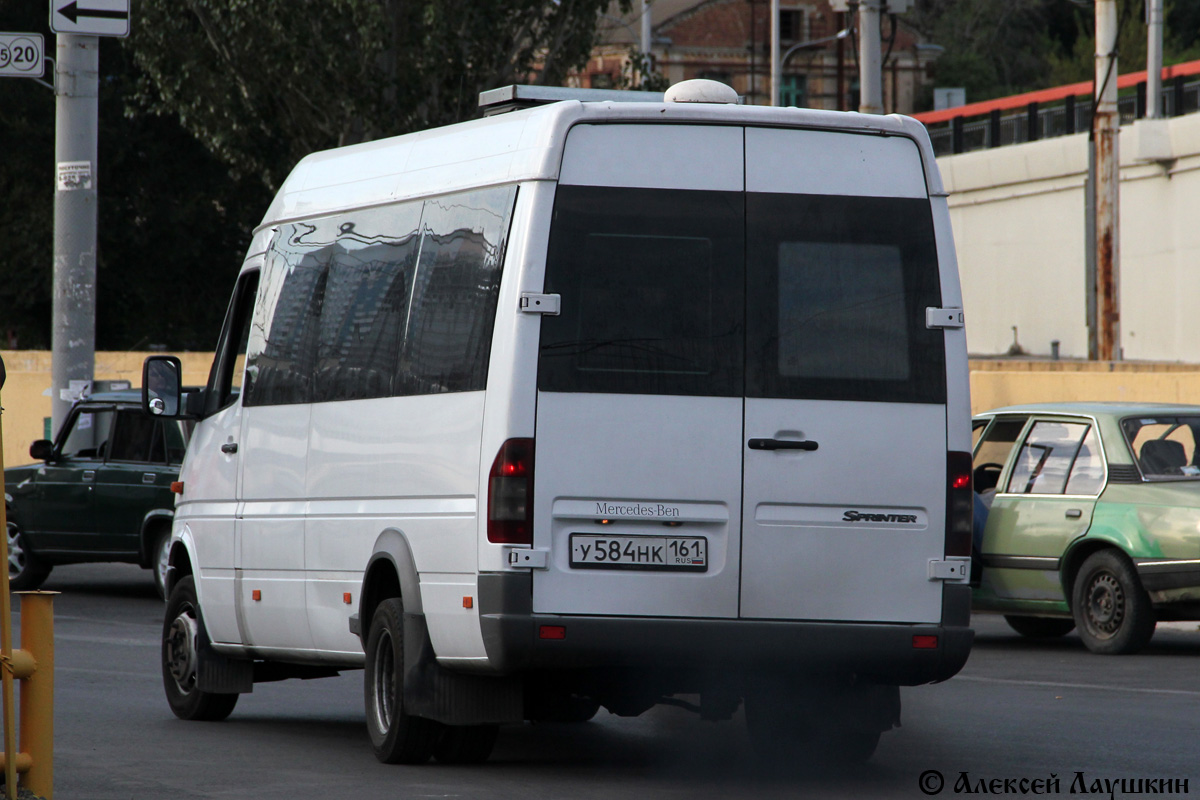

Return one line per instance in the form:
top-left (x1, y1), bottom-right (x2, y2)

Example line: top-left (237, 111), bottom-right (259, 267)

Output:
top-left (221, 443), bottom-right (239, 455)
top-left (748, 438), bottom-right (819, 452)
top-left (142, 473), bottom-right (156, 485)
top-left (1065, 508), bottom-right (1083, 519)
top-left (82, 470), bottom-right (96, 481)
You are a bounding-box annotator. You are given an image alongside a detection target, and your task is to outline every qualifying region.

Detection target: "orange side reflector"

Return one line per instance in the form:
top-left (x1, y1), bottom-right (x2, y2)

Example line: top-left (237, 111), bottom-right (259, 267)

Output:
top-left (462, 596), bottom-right (473, 609)
top-left (170, 481), bottom-right (184, 495)
top-left (343, 593), bottom-right (352, 605)
top-left (539, 625), bottom-right (566, 640)
top-left (912, 634), bottom-right (939, 649)
top-left (252, 589), bottom-right (262, 601)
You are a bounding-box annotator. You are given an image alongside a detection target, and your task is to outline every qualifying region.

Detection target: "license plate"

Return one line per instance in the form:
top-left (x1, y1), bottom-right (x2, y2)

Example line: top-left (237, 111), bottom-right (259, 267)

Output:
top-left (569, 534), bottom-right (708, 572)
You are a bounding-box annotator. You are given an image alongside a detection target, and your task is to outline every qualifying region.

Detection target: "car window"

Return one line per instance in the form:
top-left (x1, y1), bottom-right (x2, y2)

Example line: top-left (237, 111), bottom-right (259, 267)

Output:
top-left (59, 408), bottom-right (115, 459)
top-left (1006, 421), bottom-right (1090, 495)
top-left (163, 419), bottom-right (192, 465)
top-left (1122, 416), bottom-right (1200, 478)
top-left (972, 418), bottom-right (1026, 492)
top-left (1065, 426), bottom-right (1106, 495)
top-left (107, 410), bottom-right (157, 462)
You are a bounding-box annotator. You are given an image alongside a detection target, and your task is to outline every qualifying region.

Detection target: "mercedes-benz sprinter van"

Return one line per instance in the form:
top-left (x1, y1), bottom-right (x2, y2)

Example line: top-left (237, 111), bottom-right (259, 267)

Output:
top-left (144, 80), bottom-right (973, 765)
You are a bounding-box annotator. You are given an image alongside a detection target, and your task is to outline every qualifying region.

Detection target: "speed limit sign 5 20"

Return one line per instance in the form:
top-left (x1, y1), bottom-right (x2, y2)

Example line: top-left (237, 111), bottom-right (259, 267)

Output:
top-left (0, 33), bottom-right (45, 79)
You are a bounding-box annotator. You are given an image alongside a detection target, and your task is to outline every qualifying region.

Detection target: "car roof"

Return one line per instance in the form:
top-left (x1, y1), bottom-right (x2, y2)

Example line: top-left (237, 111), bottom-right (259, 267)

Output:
top-left (78, 389), bottom-right (143, 404)
top-left (977, 401), bottom-right (1200, 418)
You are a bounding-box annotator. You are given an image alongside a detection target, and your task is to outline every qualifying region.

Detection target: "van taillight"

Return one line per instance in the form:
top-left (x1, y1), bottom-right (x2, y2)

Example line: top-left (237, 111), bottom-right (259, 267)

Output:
top-left (946, 451), bottom-right (973, 557)
top-left (488, 438), bottom-right (534, 544)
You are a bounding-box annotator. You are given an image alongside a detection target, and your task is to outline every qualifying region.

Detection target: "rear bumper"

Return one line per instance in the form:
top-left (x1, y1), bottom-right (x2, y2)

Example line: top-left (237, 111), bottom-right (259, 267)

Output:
top-left (478, 573), bottom-right (974, 686)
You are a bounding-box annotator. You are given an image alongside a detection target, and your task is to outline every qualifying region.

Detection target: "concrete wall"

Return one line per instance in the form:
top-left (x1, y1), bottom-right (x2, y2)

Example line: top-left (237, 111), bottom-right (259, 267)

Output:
top-left (940, 113), bottom-right (1200, 362)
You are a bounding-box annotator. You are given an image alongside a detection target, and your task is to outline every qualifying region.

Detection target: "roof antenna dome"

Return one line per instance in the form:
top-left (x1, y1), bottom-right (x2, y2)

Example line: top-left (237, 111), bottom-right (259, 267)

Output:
top-left (664, 79), bottom-right (739, 105)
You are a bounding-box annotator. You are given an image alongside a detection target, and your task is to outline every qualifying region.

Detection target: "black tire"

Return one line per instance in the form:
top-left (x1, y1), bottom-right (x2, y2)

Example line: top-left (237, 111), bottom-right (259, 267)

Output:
top-left (162, 575), bottom-right (239, 721)
top-left (364, 597), bottom-right (440, 764)
top-left (433, 724), bottom-right (499, 764)
top-left (152, 529), bottom-right (171, 601)
top-left (1004, 615), bottom-right (1076, 639)
top-left (1071, 550), bottom-right (1156, 655)
top-left (6, 519), bottom-right (51, 591)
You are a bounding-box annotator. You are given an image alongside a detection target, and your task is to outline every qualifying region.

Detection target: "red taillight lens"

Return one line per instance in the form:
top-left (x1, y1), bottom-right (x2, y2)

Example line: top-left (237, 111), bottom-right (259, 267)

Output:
top-left (946, 451), bottom-right (973, 557)
top-left (912, 634), bottom-right (939, 649)
top-left (487, 438), bottom-right (534, 544)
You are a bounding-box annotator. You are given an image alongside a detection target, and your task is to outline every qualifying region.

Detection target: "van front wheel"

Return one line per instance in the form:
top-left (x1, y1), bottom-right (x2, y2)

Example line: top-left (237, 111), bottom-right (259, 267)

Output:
top-left (364, 597), bottom-right (440, 764)
top-left (162, 575), bottom-right (238, 721)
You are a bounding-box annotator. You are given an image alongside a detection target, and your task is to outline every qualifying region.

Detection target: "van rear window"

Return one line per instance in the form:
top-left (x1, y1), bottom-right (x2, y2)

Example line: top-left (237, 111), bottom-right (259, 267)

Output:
top-left (538, 186), bottom-right (744, 397)
top-left (539, 187), bottom-right (944, 404)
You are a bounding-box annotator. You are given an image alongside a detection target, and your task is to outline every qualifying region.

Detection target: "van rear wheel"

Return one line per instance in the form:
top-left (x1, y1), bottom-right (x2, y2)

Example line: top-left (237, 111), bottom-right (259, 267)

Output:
top-left (364, 597), bottom-right (440, 764)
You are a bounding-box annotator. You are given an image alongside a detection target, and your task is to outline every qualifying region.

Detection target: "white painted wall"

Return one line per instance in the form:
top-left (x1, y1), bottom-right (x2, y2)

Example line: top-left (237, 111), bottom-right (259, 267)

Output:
top-left (939, 112), bottom-right (1200, 361)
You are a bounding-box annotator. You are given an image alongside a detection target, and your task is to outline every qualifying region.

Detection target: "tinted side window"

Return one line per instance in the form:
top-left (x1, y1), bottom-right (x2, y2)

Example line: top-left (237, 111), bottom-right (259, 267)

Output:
top-left (538, 186), bottom-right (744, 396)
top-left (59, 408), bottom-right (114, 459)
top-left (244, 187), bottom-right (516, 406)
top-left (403, 189), bottom-right (516, 394)
top-left (207, 270), bottom-right (260, 413)
top-left (746, 194), bottom-right (945, 403)
top-left (106, 410), bottom-right (156, 462)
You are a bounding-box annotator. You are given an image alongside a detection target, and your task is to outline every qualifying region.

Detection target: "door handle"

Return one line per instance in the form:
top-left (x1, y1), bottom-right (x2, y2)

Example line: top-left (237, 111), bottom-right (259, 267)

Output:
top-left (221, 442), bottom-right (239, 455)
top-left (748, 438), bottom-right (819, 452)
top-left (82, 470), bottom-right (96, 481)
top-left (1065, 508), bottom-right (1083, 519)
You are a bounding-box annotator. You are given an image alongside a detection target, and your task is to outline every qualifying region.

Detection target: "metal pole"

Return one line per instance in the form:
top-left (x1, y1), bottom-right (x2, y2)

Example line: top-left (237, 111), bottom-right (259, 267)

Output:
top-left (640, 0), bottom-right (652, 57)
top-left (858, 0), bottom-right (883, 114)
top-left (1147, 0), bottom-right (1163, 119)
top-left (1094, 0), bottom-right (1120, 361)
top-left (51, 34), bottom-right (100, 432)
top-left (770, 0), bottom-right (780, 106)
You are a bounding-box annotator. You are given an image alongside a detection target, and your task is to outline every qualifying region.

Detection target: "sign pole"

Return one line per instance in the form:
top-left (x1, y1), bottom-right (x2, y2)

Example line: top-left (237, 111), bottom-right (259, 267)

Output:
top-left (51, 32), bottom-right (99, 433)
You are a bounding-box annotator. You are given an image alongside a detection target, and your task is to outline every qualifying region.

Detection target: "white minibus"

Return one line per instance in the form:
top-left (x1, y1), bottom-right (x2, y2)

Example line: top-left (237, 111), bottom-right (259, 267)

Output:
top-left (144, 80), bottom-right (974, 765)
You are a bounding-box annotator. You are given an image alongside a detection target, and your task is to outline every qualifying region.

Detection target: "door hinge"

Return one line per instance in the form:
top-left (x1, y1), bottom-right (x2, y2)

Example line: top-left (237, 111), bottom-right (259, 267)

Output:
top-left (506, 548), bottom-right (549, 569)
top-left (928, 558), bottom-right (970, 582)
top-left (926, 307), bottom-right (965, 329)
top-left (520, 293), bottom-right (560, 315)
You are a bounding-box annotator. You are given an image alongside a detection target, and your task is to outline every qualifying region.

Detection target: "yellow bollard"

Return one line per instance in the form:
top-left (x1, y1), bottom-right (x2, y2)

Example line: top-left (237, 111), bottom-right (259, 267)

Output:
top-left (16, 594), bottom-right (54, 799)
top-left (0, 356), bottom-right (17, 800)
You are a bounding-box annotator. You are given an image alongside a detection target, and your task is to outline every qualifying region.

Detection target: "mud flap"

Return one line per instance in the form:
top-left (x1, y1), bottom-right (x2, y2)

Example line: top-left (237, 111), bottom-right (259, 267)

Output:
top-left (402, 612), bottom-right (523, 725)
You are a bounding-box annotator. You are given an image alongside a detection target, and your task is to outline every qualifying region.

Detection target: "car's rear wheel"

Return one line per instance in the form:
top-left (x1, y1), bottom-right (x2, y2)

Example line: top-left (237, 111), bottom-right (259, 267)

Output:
top-left (364, 597), bottom-right (440, 764)
top-left (1004, 615), bottom-right (1075, 639)
top-left (162, 575), bottom-right (239, 720)
top-left (152, 529), bottom-right (171, 600)
top-left (7, 519), bottom-right (51, 591)
top-left (1071, 550), bottom-right (1156, 655)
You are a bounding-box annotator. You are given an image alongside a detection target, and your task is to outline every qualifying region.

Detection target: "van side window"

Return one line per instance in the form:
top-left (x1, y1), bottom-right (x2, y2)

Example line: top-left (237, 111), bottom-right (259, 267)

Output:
top-left (539, 186), bottom-right (744, 396)
top-left (207, 269), bottom-right (260, 413)
top-left (243, 186), bottom-right (516, 407)
top-left (746, 194), bottom-right (945, 404)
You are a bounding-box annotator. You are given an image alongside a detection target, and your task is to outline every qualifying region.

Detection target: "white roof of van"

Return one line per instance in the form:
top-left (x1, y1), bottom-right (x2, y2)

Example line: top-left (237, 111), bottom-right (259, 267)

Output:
top-left (259, 101), bottom-right (940, 234)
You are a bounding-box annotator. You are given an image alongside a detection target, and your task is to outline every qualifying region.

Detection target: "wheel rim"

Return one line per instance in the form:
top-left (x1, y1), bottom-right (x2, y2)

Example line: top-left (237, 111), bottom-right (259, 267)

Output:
top-left (7, 522), bottom-right (27, 578)
top-left (165, 604), bottom-right (200, 693)
top-left (1083, 570), bottom-right (1125, 639)
top-left (371, 628), bottom-right (395, 735)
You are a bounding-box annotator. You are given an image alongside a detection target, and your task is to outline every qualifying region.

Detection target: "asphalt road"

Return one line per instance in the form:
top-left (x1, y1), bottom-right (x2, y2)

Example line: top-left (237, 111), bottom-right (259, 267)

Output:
top-left (10, 563), bottom-right (1200, 799)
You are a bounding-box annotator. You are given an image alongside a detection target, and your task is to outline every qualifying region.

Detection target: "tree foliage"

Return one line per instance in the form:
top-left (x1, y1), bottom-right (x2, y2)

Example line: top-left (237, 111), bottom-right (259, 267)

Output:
top-left (129, 0), bottom-right (628, 191)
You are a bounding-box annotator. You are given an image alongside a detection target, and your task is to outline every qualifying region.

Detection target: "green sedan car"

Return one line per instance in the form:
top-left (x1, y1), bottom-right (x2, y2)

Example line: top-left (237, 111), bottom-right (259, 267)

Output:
top-left (4, 390), bottom-right (191, 598)
top-left (972, 402), bottom-right (1200, 654)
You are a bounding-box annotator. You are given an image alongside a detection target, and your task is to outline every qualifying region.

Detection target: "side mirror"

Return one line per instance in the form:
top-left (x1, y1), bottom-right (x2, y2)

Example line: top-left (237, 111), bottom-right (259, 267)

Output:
top-left (29, 440), bottom-right (54, 461)
top-left (143, 355), bottom-right (184, 418)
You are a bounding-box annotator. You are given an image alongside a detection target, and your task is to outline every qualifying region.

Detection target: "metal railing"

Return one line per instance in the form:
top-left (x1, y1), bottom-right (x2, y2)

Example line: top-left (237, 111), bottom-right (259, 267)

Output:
top-left (926, 76), bottom-right (1200, 157)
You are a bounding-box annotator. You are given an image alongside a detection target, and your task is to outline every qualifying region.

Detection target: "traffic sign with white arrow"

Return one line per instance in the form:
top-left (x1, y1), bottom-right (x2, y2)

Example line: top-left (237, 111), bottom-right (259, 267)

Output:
top-left (50, 0), bottom-right (130, 38)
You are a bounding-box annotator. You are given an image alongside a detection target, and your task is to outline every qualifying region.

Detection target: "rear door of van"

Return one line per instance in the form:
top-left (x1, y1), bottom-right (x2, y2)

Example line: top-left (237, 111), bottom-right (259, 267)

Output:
top-left (533, 122), bottom-right (949, 625)
top-left (738, 127), bottom-right (948, 623)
